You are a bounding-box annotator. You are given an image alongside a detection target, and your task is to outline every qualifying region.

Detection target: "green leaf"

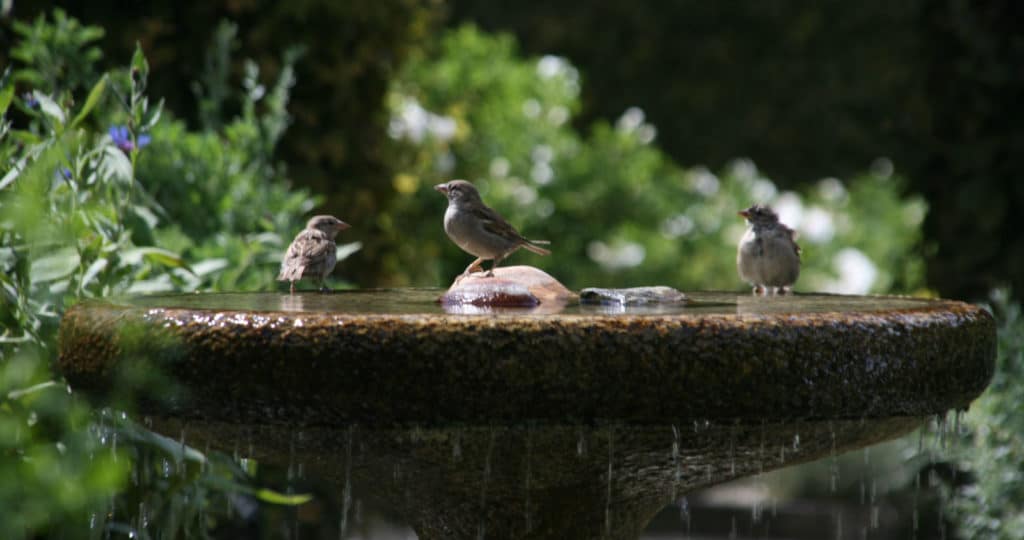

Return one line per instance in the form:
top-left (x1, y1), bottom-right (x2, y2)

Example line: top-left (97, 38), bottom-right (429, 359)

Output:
top-left (70, 74), bottom-right (108, 129)
top-left (143, 97), bottom-right (164, 130)
top-left (121, 247), bottom-right (193, 272)
top-left (131, 42), bottom-right (149, 84)
top-left (191, 258), bottom-right (229, 276)
top-left (336, 241), bottom-right (362, 262)
top-left (80, 257), bottom-right (108, 287)
top-left (126, 275), bottom-right (175, 294)
top-left (99, 145), bottom-right (133, 185)
top-left (0, 67), bottom-right (13, 117)
top-left (254, 489), bottom-right (313, 506)
top-left (6, 381), bottom-right (59, 401)
top-left (30, 247), bottom-right (80, 282)
top-left (31, 91), bottom-right (65, 126)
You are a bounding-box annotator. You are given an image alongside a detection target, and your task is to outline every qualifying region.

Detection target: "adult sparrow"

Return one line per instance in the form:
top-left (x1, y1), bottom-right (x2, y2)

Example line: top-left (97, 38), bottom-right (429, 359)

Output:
top-left (736, 204), bottom-right (801, 295)
top-left (278, 215), bottom-right (350, 294)
top-left (434, 179), bottom-right (551, 278)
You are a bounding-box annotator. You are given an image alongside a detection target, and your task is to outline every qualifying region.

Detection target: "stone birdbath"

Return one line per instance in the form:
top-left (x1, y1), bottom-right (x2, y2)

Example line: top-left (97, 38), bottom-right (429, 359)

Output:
top-left (57, 267), bottom-right (995, 539)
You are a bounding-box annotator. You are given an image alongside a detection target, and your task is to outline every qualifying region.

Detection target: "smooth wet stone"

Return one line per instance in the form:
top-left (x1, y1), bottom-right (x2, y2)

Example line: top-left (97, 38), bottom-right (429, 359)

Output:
top-left (580, 286), bottom-right (687, 306)
top-left (440, 265), bottom-right (576, 307)
top-left (56, 290), bottom-right (996, 425)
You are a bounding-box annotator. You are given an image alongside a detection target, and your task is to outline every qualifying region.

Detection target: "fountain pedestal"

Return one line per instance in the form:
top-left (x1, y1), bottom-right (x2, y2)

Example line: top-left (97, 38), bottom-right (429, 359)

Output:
top-left (57, 290), bottom-right (995, 538)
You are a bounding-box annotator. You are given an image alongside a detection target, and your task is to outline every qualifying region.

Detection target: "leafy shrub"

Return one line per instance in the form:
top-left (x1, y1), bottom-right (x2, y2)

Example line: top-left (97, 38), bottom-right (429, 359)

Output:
top-left (0, 11), bottom-right (325, 537)
top-left (947, 290), bottom-right (1024, 538)
top-left (382, 25), bottom-right (927, 293)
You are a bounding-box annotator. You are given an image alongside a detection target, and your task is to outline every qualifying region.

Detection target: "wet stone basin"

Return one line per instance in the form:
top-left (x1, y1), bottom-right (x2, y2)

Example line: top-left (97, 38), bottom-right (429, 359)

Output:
top-left (56, 290), bottom-right (996, 426)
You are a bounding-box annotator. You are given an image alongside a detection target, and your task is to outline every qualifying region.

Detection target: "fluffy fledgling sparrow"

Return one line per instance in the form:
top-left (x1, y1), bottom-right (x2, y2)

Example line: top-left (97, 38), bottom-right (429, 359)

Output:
top-left (736, 204), bottom-right (801, 295)
top-left (434, 179), bottom-right (551, 278)
top-left (278, 215), bottom-right (350, 294)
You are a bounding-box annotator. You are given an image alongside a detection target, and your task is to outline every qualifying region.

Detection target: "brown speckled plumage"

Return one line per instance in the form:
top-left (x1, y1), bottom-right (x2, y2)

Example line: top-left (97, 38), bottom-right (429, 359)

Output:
top-left (278, 215), bottom-right (350, 293)
top-left (435, 180), bottom-right (550, 278)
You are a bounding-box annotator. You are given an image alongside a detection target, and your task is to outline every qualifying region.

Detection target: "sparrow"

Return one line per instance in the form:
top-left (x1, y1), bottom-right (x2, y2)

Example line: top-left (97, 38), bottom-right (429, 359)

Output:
top-left (736, 204), bottom-right (801, 295)
top-left (277, 215), bottom-right (350, 294)
top-left (434, 179), bottom-right (551, 278)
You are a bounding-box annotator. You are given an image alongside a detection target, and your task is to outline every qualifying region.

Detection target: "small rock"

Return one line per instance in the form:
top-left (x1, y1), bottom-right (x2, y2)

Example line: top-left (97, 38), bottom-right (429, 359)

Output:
top-left (579, 286), bottom-right (688, 306)
top-left (441, 281), bottom-right (540, 308)
top-left (439, 266), bottom-right (576, 308)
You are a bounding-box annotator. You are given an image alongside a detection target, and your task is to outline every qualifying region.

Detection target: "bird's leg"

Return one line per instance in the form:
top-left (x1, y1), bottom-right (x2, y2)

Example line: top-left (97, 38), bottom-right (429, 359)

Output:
top-left (486, 255), bottom-right (507, 277)
top-left (290, 281), bottom-right (295, 295)
top-left (779, 286), bottom-right (792, 295)
top-left (753, 285), bottom-right (766, 296)
top-left (318, 278), bottom-right (331, 293)
top-left (459, 258), bottom-right (486, 280)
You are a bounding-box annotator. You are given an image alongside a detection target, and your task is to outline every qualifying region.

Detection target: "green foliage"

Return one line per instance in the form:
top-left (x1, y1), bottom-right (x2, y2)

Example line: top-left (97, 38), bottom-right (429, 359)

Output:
top-left (448, 1), bottom-right (1023, 300)
top-left (383, 25), bottom-right (927, 292)
top-left (0, 347), bottom-right (128, 536)
top-left (10, 8), bottom-right (104, 95)
top-left (947, 290), bottom-right (1024, 538)
top-left (0, 10), bottom-right (325, 537)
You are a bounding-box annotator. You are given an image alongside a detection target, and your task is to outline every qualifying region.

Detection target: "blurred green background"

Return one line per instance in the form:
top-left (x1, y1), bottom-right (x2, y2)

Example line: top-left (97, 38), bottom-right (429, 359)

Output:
top-left (1, 1), bottom-right (1022, 538)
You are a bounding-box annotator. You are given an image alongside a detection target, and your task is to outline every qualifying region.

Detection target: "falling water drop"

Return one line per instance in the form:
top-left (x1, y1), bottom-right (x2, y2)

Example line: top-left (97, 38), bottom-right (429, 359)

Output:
top-left (793, 433), bottom-right (801, 452)
top-left (729, 515), bottom-right (737, 539)
top-left (452, 431), bottom-right (463, 461)
top-left (829, 426), bottom-right (839, 493)
top-left (729, 426), bottom-right (736, 475)
top-left (835, 510), bottom-right (843, 540)
top-left (477, 427), bottom-right (496, 540)
top-left (671, 425), bottom-right (681, 500)
top-left (605, 429), bottom-right (615, 538)
top-left (339, 426), bottom-right (354, 538)
top-left (576, 428), bottom-right (586, 457)
top-left (679, 497), bottom-right (691, 537)
top-left (178, 427), bottom-right (187, 477)
top-left (524, 425), bottom-right (533, 533)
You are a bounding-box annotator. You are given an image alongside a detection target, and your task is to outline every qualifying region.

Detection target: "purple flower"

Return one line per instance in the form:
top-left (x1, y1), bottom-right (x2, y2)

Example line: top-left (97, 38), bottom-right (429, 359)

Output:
top-left (108, 126), bottom-right (152, 153)
top-left (23, 93), bottom-right (39, 109)
top-left (60, 168), bottom-right (73, 180)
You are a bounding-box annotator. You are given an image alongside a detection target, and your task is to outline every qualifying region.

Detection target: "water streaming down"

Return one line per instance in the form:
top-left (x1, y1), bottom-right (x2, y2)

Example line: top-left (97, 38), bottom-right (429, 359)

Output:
top-left (523, 425), bottom-right (533, 533)
top-left (477, 428), bottom-right (496, 540)
top-left (604, 429), bottom-right (615, 538)
top-left (671, 424), bottom-right (681, 501)
top-left (339, 426), bottom-right (355, 538)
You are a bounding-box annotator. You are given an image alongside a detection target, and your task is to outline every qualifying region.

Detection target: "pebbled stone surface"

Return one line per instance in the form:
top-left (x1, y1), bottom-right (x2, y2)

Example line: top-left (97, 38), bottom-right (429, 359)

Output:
top-left (57, 291), bottom-right (996, 426)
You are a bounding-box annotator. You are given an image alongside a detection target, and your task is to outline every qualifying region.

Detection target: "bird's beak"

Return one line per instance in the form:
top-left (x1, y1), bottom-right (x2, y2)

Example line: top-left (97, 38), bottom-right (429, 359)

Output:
top-left (738, 210), bottom-right (750, 219)
top-left (337, 221), bottom-right (351, 231)
top-left (433, 183), bottom-right (449, 194)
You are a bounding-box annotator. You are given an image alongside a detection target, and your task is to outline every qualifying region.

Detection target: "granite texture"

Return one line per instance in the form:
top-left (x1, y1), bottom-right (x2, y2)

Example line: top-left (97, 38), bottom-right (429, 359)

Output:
top-left (57, 291), bottom-right (996, 426)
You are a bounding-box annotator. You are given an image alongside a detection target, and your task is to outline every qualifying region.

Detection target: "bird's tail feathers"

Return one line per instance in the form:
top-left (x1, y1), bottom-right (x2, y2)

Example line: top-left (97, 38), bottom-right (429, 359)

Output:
top-left (523, 240), bottom-right (551, 256)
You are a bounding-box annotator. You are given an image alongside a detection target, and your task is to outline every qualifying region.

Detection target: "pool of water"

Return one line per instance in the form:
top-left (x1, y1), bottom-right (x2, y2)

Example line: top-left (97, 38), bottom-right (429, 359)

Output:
top-left (107, 289), bottom-right (941, 316)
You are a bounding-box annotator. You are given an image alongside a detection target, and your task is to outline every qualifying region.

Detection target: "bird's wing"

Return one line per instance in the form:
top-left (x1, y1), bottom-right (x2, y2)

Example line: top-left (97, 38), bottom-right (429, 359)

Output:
top-left (295, 229), bottom-right (335, 259)
top-left (467, 204), bottom-right (530, 244)
top-left (782, 225), bottom-right (802, 258)
top-left (279, 229), bottom-right (333, 279)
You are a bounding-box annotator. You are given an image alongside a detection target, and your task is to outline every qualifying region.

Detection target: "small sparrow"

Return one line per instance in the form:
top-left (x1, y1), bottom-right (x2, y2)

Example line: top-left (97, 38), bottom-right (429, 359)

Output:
top-left (278, 215), bottom-right (350, 294)
top-left (737, 204), bottom-right (801, 295)
top-left (434, 179), bottom-right (551, 278)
